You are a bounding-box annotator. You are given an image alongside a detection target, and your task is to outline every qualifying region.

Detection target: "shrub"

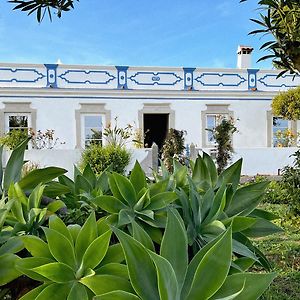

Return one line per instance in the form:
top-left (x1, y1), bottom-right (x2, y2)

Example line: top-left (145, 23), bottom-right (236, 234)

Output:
top-left (272, 86), bottom-right (300, 120)
top-left (206, 116), bottom-right (237, 174)
top-left (161, 128), bottom-right (186, 172)
top-left (0, 130), bottom-right (29, 150)
top-left (81, 144), bottom-right (131, 174)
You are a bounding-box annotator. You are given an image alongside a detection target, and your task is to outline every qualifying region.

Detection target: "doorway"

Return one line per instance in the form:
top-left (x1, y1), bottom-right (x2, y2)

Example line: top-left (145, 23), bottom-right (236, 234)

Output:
top-left (143, 113), bottom-right (169, 149)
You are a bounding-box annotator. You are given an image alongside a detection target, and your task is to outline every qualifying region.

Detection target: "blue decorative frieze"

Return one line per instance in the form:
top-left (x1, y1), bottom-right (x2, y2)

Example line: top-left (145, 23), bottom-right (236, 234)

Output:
top-left (183, 67), bottom-right (195, 90)
top-left (258, 73), bottom-right (300, 88)
top-left (0, 67), bottom-right (45, 83)
top-left (58, 69), bottom-right (116, 85)
top-left (195, 72), bottom-right (247, 87)
top-left (248, 69), bottom-right (259, 90)
top-left (116, 66), bottom-right (128, 89)
top-left (128, 71), bottom-right (183, 86)
top-left (45, 64), bottom-right (58, 88)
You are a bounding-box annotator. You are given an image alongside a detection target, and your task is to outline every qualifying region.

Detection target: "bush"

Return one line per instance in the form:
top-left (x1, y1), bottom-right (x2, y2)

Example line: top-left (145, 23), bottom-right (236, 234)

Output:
top-left (161, 128), bottom-right (185, 172)
top-left (81, 144), bottom-right (131, 174)
top-left (272, 86), bottom-right (300, 120)
top-left (0, 130), bottom-right (29, 150)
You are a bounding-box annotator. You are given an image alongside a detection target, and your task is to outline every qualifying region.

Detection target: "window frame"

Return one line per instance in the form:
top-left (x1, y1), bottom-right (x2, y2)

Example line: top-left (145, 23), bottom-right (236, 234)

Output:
top-left (75, 103), bottom-right (111, 149)
top-left (201, 104), bottom-right (233, 148)
top-left (81, 113), bottom-right (104, 148)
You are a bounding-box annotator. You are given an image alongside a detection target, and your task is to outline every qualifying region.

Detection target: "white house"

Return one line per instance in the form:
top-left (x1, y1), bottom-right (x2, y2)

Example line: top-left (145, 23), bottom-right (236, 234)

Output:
top-left (0, 46), bottom-right (299, 175)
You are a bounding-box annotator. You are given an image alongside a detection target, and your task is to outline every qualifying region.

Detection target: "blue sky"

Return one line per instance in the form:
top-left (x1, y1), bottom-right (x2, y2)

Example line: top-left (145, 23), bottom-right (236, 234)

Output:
top-left (0, 0), bottom-right (272, 69)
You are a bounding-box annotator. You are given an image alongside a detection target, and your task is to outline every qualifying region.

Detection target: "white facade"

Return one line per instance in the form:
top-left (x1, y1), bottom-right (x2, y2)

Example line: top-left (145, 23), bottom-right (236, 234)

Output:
top-left (0, 55), bottom-right (299, 175)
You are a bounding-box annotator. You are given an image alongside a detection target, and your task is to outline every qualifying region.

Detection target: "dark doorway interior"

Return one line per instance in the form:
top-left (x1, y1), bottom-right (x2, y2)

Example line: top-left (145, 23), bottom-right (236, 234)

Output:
top-left (143, 113), bottom-right (169, 149)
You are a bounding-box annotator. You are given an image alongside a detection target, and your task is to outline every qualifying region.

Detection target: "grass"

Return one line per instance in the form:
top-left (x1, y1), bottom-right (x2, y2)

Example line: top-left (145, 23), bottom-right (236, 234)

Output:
top-left (255, 203), bottom-right (300, 299)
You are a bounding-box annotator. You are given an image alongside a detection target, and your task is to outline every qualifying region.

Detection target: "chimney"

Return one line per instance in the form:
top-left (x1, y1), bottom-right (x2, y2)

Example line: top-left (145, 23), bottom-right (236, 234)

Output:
top-left (237, 45), bottom-right (253, 69)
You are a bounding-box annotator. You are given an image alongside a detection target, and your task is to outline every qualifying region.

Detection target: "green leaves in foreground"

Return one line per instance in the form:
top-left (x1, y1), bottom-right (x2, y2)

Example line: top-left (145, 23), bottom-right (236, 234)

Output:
top-left (16, 212), bottom-right (132, 299)
top-left (114, 209), bottom-right (275, 300)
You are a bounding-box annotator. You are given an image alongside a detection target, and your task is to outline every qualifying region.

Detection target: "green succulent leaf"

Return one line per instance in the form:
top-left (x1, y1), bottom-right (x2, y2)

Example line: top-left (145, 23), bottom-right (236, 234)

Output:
top-left (147, 250), bottom-right (178, 300)
top-left (132, 220), bottom-right (155, 251)
top-left (80, 274), bottom-right (134, 295)
top-left (95, 263), bottom-right (129, 279)
top-left (113, 227), bottom-right (160, 300)
top-left (0, 236), bottom-right (24, 255)
top-left (43, 227), bottom-right (76, 269)
top-left (67, 282), bottom-right (89, 300)
top-left (0, 253), bottom-right (21, 285)
top-left (211, 273), bottom-right (276, 300)
top-left (186, 227), bottom-right (232, 300)
top-left (19, 167), bottom-right (67, 190)
top-left (82, 230), bottom-right (112, 270)
top-left (130, 161), bottom-right (147, 194)
top-left (3, 138), bottom-right (29, 191)
top-left (94, 290), bottom-right (140, 300)
top-left (49, 215), bottom-right (73, 244)
top-left (22, 235), bottom-right (52, 259)
top-left (112, 173), bottom-right (137, 207)
top-left (146, 192), bottom-right (178, 210)
top-left (92, 195), bottom-right (128, 213)
top-left (16, 257), bottom-right (54, 282)
top-left (19, 284), bottom-right (49, 300)
top-left (35, 282), bottom-right (72, 300)
top-left (32, 262), bottom-right (75, 283)
top-left (160, 209), bottom-right (188, 290)
top-left (75, 212), bottom-right (98, 264)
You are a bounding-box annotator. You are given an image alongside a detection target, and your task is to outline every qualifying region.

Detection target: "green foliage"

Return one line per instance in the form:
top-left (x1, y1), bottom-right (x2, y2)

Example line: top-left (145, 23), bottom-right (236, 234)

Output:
top-left (0, 183), bottom-right (65, 243)
top-left (272, 86), bottom-right (300, 120)
top-left (93, 162), bottom-right (177, 243)
top-left (15, 212), bottom-right (131, 299)
top-left (0, 148), bottom-right (278, 299)
top-left (255, 203), bottom-right (300, 300)
top-left (207, 116), bottom-right (237, 173)
top-left (114, 209), bottom-right (276, 300)
top-left (9, 0), bottom-right (78, 22)
top-left (161, 128), bottom-right (186, 172)
top-left (241, 0), bottom-right (300, 75)
top-left (0, 130), bottom-right (29, 150)
top-left (156, 153), bottom-right (282, 270)
top-left (81, 144), bottom-right (131, 175)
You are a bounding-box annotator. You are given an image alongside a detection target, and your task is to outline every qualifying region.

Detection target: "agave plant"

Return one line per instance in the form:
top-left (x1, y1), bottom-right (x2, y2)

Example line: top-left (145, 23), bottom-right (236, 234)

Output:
top-left (0, 140), bottom-right (67, 196)
top-left (154, 153), bottom-right (282, 269)
top-left (15, 212), bottom-right (130, 299)
top-left (0, 183), bottom-right (65, 242)
top-left (50, 163), bottom-right (113, 225)
top-left (111, 209), bottom-right (276, 300)
top-left (92, 162), bottom-right (177, 243)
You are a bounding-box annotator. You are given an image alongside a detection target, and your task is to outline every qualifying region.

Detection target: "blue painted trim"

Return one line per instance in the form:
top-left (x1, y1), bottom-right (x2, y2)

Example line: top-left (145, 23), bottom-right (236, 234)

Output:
top-left (44, 64), bottom-right (58, 88)
top-left (115, 66), bottom-right (129, 89)
top-left (195, 73), bottom-right (247, 87)
top-left (128, 71), bottom-right (183, 86)
top-left (0, 95), bottom-right (273, 101)
top-left (258, 73), bottom-right (299, 88)
top-left (58, 69), bottom-right (116, 85)
top-left (183, 67), bottom-right (195, 90)
top-left (247, 69), bottom-right (259, 90)
top-left (0, 67), bottom-right (45, 83)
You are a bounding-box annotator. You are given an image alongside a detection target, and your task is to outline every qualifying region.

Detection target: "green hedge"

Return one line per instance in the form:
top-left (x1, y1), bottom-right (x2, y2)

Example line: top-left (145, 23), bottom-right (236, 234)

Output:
top-left (81, 144), bottom-right (131, 174)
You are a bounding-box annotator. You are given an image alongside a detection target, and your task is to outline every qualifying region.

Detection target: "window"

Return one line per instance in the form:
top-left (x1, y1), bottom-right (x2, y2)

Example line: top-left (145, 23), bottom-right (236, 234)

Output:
top-left (206, 114), bottom-right (228, 145)
top-left (82, 114), bottom-right (103, 147)
top-left (5, 114), bottom-right (31, 133)
top-left (272, 117), bottom-right (289, 147)
top-left (75, 103), bottom-right (111, 149)
top-left (201, 104), bottom-right (233, 148)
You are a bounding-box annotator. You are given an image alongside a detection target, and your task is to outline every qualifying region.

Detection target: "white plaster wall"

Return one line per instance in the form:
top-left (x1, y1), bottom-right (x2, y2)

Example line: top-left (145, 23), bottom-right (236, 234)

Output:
top-left (230, 100), bottom-right (272, 148)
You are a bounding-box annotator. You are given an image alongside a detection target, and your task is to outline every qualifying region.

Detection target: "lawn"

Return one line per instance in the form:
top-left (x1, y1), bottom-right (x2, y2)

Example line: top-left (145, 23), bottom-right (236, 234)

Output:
top-left (256, 203), bottom-right (300, 299)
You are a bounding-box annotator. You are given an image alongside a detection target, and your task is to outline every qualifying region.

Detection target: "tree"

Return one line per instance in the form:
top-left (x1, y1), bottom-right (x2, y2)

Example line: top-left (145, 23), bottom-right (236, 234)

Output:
top-left (241, 0), bottom-right (300, 75)
top-left (9, 0), bottom-right (78, 22)
top-left (272, 86), bottom-right (300, 120)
